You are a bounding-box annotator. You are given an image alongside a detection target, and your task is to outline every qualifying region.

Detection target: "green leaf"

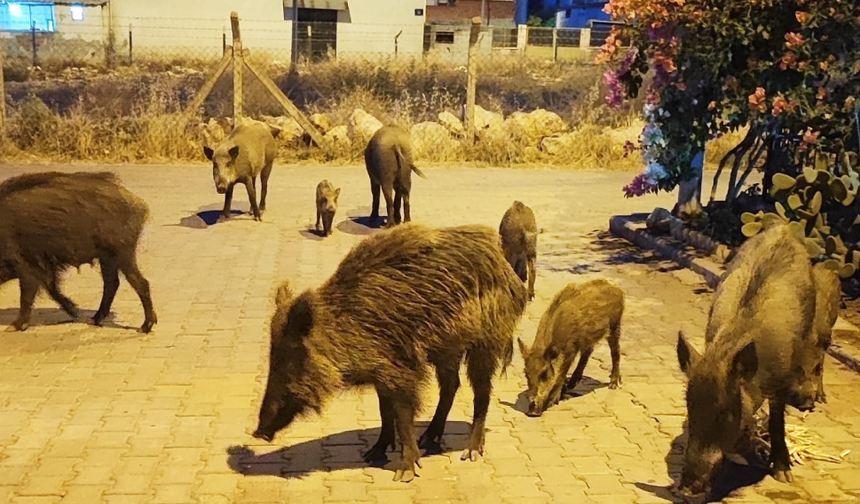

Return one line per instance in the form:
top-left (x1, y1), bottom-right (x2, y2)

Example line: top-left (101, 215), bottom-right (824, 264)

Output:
top-left (742, 222), bottom-right (763, 237)
top-left (826, 235), bottom-right (837, 256)
top-left (830, 177), bottom-right (849, 201)
top-left (740, 212), bottom-right (758, 224)
top-left (824, 258), bottom-right (841, 271)
top-left (805, 238), bottom-right (824, 257)
top-left (772, 173), bottom-right (797, 191)
top-left (839, 263), bottom-right (857, 279)
top-left (788, 194), bottom-right (803, 210)
top-left (775, 202), bottom-right (788, 219)
top-left (809, 190), bottom-right (823, 215)
top-left (788, 220), bottom-right (806, 241)
top-left (834, 235), bottom-right (848, 255)
top-left (797, 209), bottom-right (817, 221)
top-left (803, 168), bottom-right (818, 184)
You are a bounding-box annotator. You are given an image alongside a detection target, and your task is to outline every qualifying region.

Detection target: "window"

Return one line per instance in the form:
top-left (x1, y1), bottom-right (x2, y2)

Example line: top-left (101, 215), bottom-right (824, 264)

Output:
top-left (0, 3), bottom-right (56, 32)
top-left (435, 31), bottom-right (454, 44)
top-left (70, 5), bottom-right (84, 21)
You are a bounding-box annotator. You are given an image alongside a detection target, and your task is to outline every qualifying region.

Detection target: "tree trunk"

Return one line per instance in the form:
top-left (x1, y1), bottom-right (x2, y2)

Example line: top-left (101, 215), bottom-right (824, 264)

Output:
top-left (676, 148), bottom-right (705, 217)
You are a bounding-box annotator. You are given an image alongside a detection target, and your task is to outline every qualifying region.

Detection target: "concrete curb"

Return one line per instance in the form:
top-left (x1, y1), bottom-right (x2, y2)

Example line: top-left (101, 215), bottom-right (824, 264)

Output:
top-left (609, 213), bottom-right (860, 375)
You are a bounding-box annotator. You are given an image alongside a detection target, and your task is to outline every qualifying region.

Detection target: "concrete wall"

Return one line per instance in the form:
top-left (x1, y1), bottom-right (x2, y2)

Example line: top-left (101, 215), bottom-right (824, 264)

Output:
top-left (335, 0), bottom-right (426, 57)
top-left (0, 4), bottom-right (107, 66)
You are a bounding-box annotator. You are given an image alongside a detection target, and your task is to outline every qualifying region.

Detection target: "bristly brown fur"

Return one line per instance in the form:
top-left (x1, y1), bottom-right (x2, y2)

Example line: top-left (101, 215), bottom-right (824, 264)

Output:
top-left (499, 201), bottom-right (538, 298)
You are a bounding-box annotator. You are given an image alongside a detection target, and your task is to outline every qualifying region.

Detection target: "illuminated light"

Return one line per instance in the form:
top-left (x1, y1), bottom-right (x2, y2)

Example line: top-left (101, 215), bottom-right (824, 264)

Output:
top-left (9, 3), bottom-right (23, 17)
top-left (70, 5), bottom-right (84, 21)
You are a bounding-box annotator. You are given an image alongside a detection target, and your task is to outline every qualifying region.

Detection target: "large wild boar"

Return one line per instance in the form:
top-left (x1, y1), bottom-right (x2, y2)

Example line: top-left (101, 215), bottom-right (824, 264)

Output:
top-left (0, 171), bottom-right (157, 333)
top-left (364, 125), bottom-right (426, 228)
top-left (315, 179), bottom-right (340, 237)
top-left (252, 224), bottom-right (527, 483)
top-left (499, 201), bottom-right (538, 300)
top-left (203, 118), bottom-right (279, 222)
top-left (811, 262), bottom-right (841, 403)
top-left (517, 279), bottom-right (624, 417)
top-left (676, 224), bottom-right (820, 497)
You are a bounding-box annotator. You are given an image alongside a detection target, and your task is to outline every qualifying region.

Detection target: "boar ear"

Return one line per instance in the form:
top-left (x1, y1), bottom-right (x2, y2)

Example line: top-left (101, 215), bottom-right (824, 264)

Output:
top-left (275, 281), bottom-right (294, 306)
top-left (730, 341), bottom-right (758, 382)
top-left (285, 293), bottom-right (315, 340)
top-left (517, 337), bottom-right (528, 358)
top-left (228, 145), bottom-right (240, 161)
top-left (677, 330), bottom-right (701, 377)
top-left (334, 188), bottom-right (341, 201)
top-left (203, 146), bottom-right (214, 161)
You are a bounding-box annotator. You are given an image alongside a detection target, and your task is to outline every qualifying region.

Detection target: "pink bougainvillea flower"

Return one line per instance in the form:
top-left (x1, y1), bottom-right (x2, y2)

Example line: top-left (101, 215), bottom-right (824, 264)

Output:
top-left (771, 95), bottom-right (789, 116)
top-left (748, 87), bottom-right (767, 113)
top-left (785, 32), bottom-right (804, 49)
top-left (780, 52), bottom-right (797, 70)
top-left (795, 11), bottom-right (809, 24)
top-left (816, 87), bottom-right (827, 100)
top-left (799, 129), bottom-right (820, 151)
top-left (622, 173), bottom-right (658, 198)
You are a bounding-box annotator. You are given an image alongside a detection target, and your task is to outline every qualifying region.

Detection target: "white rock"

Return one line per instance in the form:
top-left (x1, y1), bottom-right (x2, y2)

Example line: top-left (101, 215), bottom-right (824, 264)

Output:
top-left (348, 109), bottom-right (384, 144)
top-left (411, 121), bottom-right (460, 159)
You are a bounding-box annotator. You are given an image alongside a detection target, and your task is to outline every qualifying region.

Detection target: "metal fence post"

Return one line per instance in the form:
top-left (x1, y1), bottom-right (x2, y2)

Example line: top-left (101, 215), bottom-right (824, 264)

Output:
top-left (0, 24), bottom-right (6, 139)
top-left (465, 16), bottom-right (482, 145)
top-left (552, 28), bottom-right (558, 61)
top-left (31, 22), bottom-right (38, 67)
top-left (231, 12), bottom-right (243, 122)
top-left (128, 24), bottom-right (133, 65)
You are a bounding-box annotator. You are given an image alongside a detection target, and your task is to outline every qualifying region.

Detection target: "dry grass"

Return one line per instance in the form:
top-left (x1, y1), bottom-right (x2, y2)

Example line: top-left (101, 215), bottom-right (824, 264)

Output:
top-left (1, 51), bottom-right (731, 171)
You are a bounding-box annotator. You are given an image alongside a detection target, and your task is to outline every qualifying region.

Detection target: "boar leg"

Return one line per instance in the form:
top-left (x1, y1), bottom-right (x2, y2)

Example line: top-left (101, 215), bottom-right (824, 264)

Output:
top-left (9, 270), bottom-right (40, 332)
top-left (363, 389), bottom-right (397, 463)
top-left (816, 358), bottom-right (827, 403)
top-left (567, 349), bottom-right (593, 390)
top-left (219, 185), bottom-right (235, 222)
top-left (382, 185), bottom-right (396, 229)
top-left (768, 397), bottom-right (792, 483)
top-left (245, 179), bottom-right (262, 222)
top-left (118, 255), bottom-right (157, 334)
top-left (93, 258), bottom-right (120, 326)
top-left (608, 321), bottom-right (623, 389)
top-left (402, 192), bottom-right (412, 223)
top-left (259, 162), bottom-right (273, 212)
top-left (548, 356), bottom-right (575, 406)
top-left (393, 191), bottom-right (403, 225)
top-left (461, 348), bottom-right (497, 462)
top-left (370, 181), bottom-right (381, 223)
top-left (46, 272), bottom-right (80, 320)
top-left (526, 255), bottom-right (536, 300)
top-left (419, 364), bottom-right (461, 454)
top-left (392, 399), bottom-right (421, 483)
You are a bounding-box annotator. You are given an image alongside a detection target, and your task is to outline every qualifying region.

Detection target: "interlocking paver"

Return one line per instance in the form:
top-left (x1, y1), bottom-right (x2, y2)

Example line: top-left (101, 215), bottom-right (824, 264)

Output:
top-left (1, 164), bottom-right (860, 504)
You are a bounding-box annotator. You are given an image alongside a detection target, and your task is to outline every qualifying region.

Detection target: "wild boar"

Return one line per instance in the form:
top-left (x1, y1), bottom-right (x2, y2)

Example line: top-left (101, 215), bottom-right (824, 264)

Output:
top-left (518, 279), bottom-right (624, 416)
top-left (677, 224), bottom-right (819, 497)
top-left (252, 224), bottom-right (527, 483)
top-left (0, 171), bottom-right (157, 333)
top-left (203, 118), bottom-right (279, 222)
top-left (499, 201), bottom-right (538, 300)
top-left (364, 125), bottom-right (426, 228)
top-left (315, 179), bottom-right (340, 237)
top-left (811, 262), bottom-right (841, 403)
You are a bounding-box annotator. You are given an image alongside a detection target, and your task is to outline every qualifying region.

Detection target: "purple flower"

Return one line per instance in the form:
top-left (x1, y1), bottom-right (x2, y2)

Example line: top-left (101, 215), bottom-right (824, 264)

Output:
top-left (604, 69), bottom-right (624, 110)
top-left (622, 173), bottom-right (659, 198)
top-left (623, 140), bottom-right (637, 158)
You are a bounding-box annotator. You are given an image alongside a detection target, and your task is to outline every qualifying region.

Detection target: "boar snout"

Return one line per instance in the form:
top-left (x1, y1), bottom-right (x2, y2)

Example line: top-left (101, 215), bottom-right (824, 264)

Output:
top-left (526, 399), bottom-right (542, 417)
top-left (214, 179), bottom-right (229, 194)
top-left (679, 445), bottom-right (722, 498)
top-left (251, 428), bottom-right (275, 443)
top-left (788, 391), bottom-right (816, 412)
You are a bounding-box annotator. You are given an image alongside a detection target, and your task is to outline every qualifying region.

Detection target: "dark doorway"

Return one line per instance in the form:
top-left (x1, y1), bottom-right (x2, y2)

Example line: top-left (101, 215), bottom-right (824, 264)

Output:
top-left (297, 8), bottom-right (337, 62)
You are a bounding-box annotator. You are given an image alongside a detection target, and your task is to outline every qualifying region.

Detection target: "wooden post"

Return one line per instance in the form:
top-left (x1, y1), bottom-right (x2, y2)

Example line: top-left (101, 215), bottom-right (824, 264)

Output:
top-left (0, 24), bottom-right (6, 138)
top-left (179, 51), bottom-right (232, 125)
top-left (465, 17), bottom-right (482, 145)
top-left (395, 30), bottom-right (403, 57)
top-left (552, 28), bottom-right (558, 61)
top-left (222, 31), bottom-right (227, 55)
top-left (31, 22), bottom-right (38, 67)
top-left (231, 12), bottom-right (243, 122)
top-left (128, 24), bottom-right (133, 65)
top-left (244, 59), bottom-right (328, 150)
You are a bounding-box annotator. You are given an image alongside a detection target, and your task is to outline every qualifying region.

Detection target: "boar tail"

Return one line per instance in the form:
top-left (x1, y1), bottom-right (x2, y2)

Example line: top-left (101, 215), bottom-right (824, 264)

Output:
top-left (394, 144), bottom-right (427, 179)
top-left (275, 281), bottom-right (294, 306)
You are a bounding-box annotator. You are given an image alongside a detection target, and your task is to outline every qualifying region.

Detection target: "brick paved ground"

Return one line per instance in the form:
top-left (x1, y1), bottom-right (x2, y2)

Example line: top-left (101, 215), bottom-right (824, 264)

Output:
top-left (1, 162), bottom-right (860, 504)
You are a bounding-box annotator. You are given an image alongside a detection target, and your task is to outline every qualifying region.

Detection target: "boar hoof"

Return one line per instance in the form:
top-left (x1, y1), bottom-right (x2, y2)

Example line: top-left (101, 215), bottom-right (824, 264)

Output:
top-left (217, 214), bottom-right (231, 223)
top-left (815, 390), bottom-right (827, 404)
top-left (528, 291), bottom-right (535, 301)
top-left (6, 323), bottom-right (25, 332)
top-left (609, 375), bottom-right (622, 389)
top-left (773, 467), bottom-right (793, 483)
top-left (393, 467), bottom-right (416, 483)
top-left (93, 311), bottom-right (108, 326)
top-left (417, 433), bottom-right (443, 454)
top-left (460, 447), bottom-right (483, 462)
top-left (139, 320), bottom-right (155, 334)
top-left (361, 444), bottom-right (392, 463)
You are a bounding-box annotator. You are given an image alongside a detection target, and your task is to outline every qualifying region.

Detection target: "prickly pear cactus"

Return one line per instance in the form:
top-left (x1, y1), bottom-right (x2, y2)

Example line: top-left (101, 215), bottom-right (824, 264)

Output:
top-left (741, 161), bottom-right (860, 279)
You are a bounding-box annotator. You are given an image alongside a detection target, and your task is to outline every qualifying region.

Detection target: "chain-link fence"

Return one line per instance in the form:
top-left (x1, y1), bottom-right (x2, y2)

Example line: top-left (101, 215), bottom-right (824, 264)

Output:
top-left (1, 14), bottom-right (640, 168)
